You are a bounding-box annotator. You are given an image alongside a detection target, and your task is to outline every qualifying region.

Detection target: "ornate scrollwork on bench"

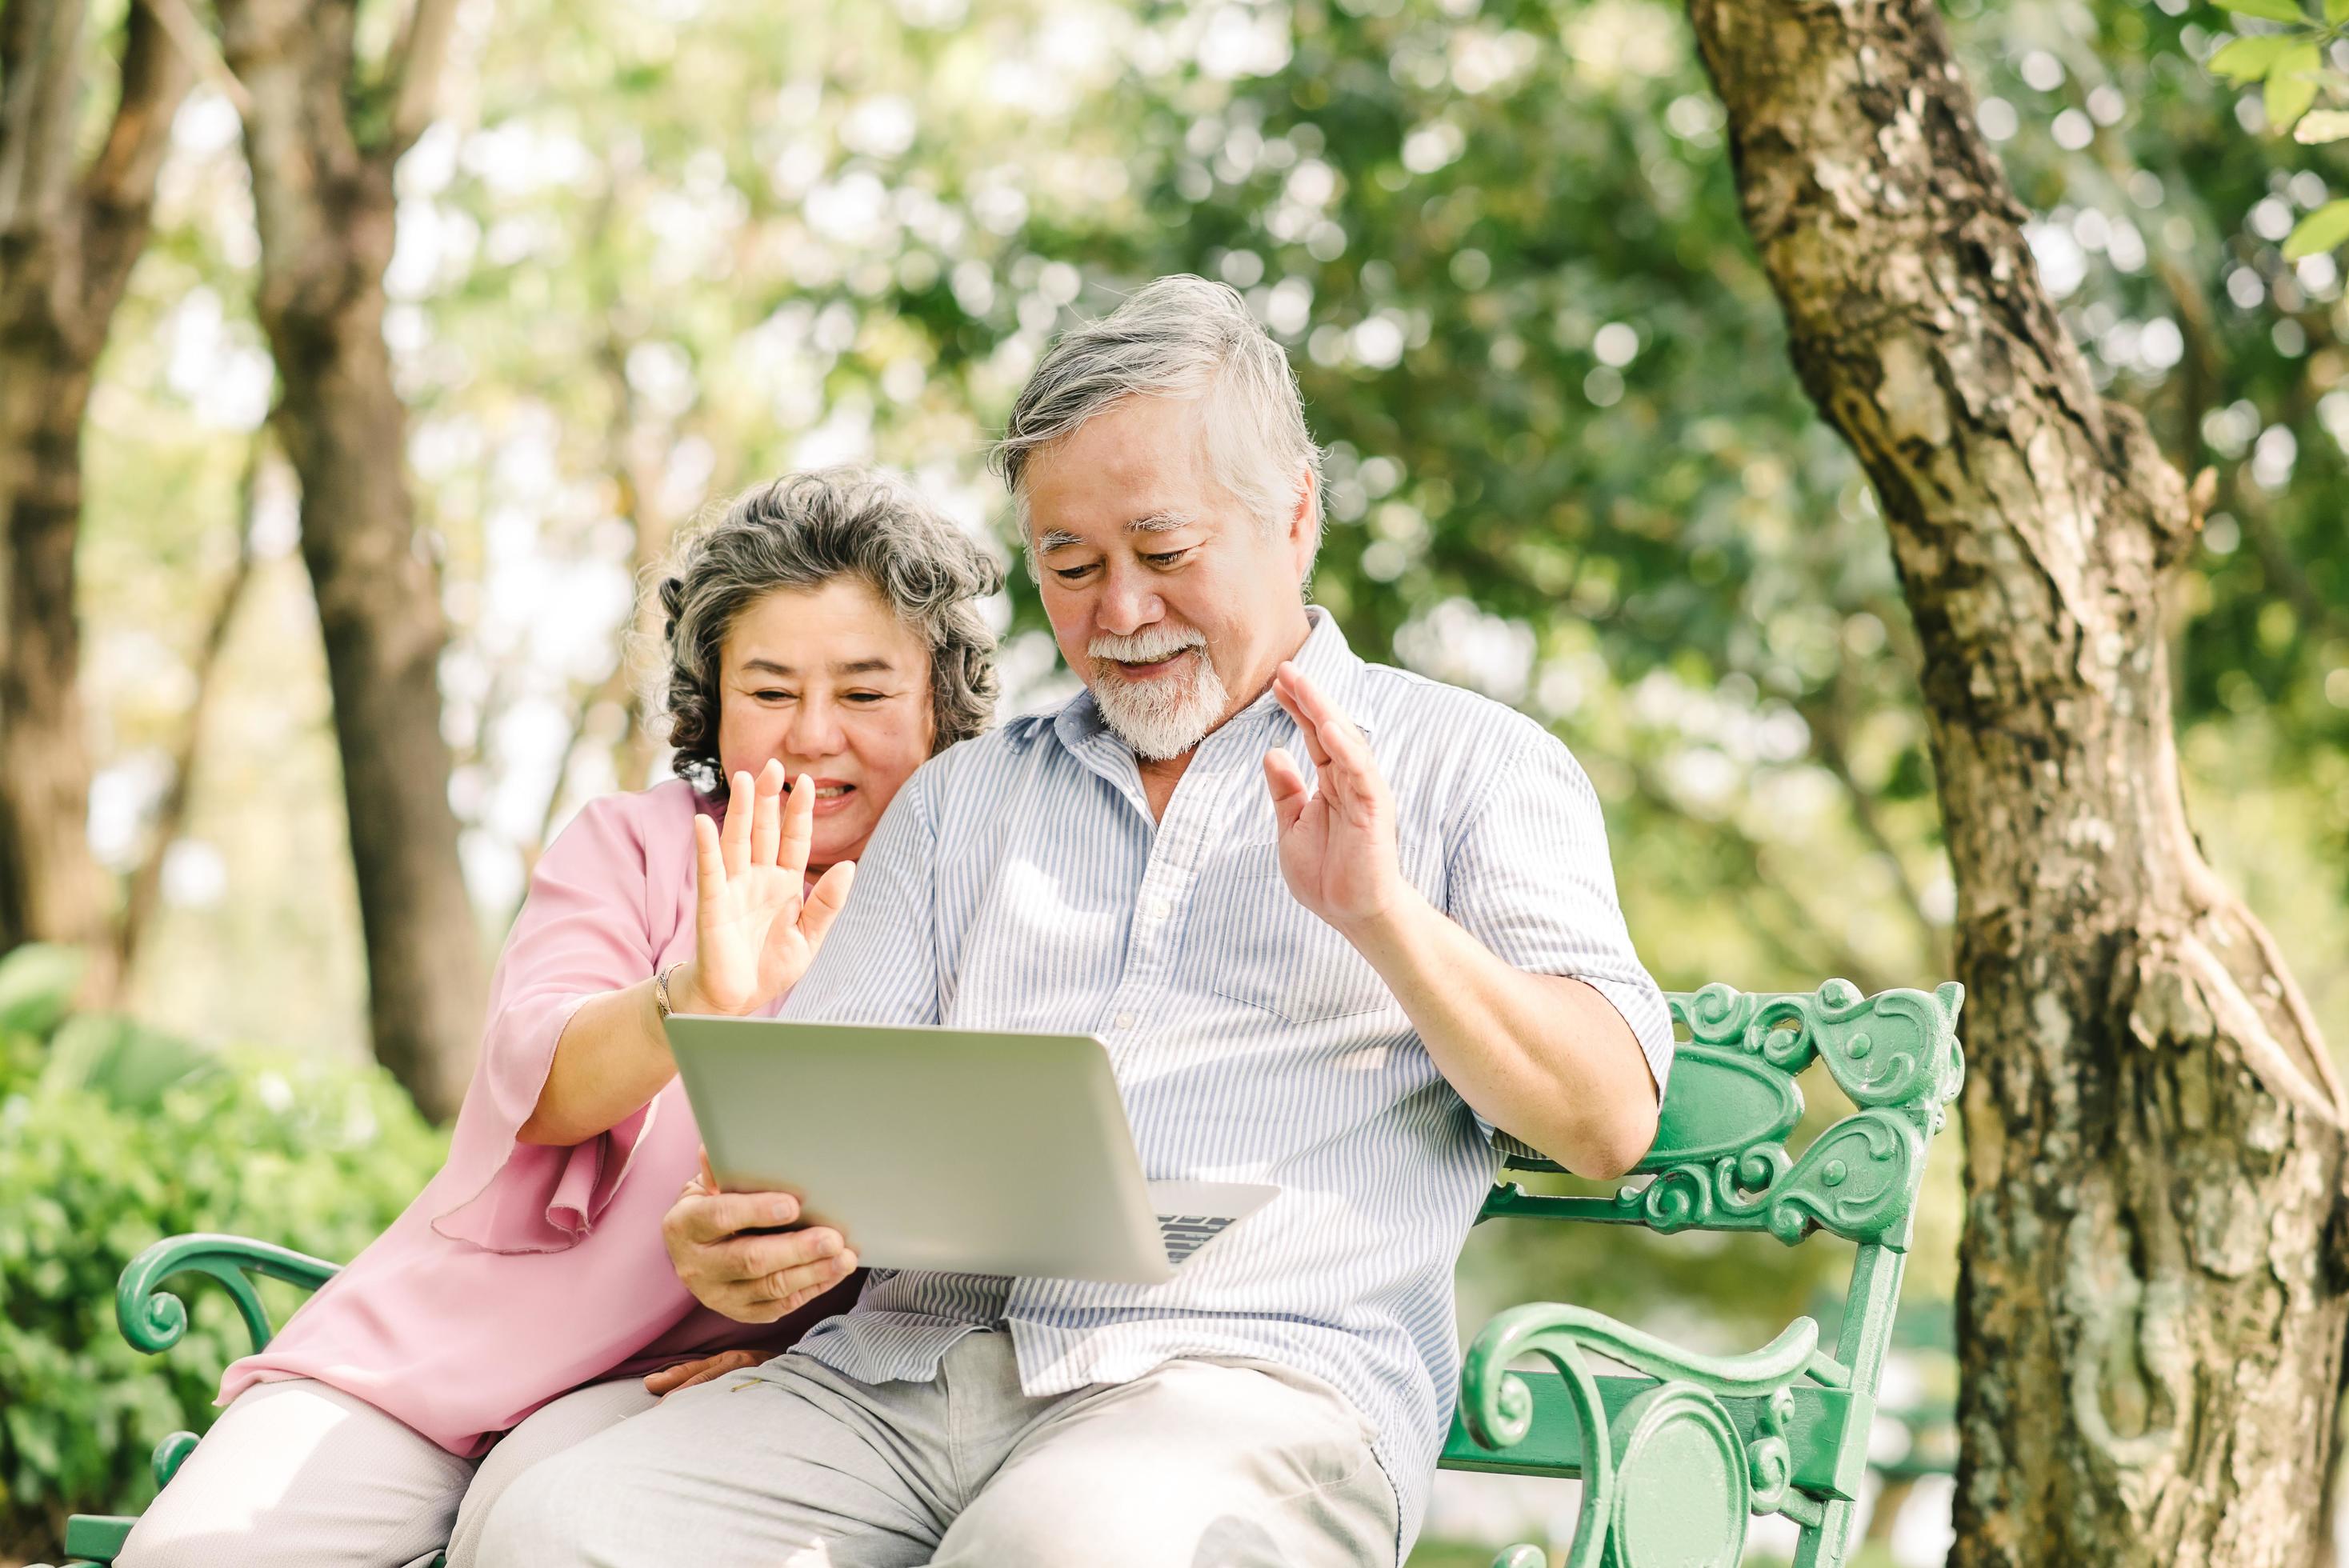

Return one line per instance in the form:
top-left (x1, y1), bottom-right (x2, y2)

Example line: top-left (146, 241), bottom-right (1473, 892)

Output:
top-left (1457, 1302), bottom-right (1840, 1568)
top-left (1484, 980), bottom-right (1965, 1254)
top-left (112, 1234), bottom-right (342, 1489)
top-left (1675, 978), bottom-right (1963, 1126)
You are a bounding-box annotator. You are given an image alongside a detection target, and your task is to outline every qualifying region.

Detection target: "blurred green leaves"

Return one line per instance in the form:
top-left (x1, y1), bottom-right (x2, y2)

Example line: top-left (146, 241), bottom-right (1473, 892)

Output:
top-left (2211, 34), bottom-right (2303, 81)
top-left (2267, 42), bottom-right (2324, 130)
top-left (2287, 198), bottom-right (2349, 254)
top-left (2218, 0), bottom-right (2315, 24)
top-left (2203, 0), bottom-right (2349, 191)
top-left (0, 945), bottom-right (84, 1040)
top-left (0, 950), bottom-right (446, 1546)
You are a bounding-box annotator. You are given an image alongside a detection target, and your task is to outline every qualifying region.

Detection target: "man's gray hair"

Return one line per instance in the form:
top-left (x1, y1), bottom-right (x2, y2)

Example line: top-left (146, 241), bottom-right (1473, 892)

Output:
top-left (655, 467), bottom-right (1004, 793)
top-left (991, 275), bottom-right (1325, 553)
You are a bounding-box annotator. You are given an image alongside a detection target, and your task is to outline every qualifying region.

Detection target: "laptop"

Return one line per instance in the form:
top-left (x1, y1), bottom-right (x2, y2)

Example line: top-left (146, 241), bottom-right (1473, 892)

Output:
top-left (664, 1018), bottom-right (1278, 1286)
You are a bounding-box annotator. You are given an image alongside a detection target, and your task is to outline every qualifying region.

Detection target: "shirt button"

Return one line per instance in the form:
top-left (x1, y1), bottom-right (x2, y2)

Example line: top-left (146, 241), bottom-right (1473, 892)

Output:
top-left (1148, 898), bottom-right (1172, 919)
top-left (1114, 1012), bottom-right (1137, 1030)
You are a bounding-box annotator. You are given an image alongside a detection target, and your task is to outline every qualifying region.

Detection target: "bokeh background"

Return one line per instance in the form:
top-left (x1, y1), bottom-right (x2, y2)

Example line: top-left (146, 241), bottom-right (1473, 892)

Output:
top-left (4, 0), bottom-right (2346, 1561)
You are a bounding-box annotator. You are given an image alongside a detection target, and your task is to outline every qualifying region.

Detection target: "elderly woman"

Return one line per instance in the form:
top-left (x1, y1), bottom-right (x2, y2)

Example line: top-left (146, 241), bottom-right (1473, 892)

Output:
top-left (118, 468), bottom-right (1003, 1568)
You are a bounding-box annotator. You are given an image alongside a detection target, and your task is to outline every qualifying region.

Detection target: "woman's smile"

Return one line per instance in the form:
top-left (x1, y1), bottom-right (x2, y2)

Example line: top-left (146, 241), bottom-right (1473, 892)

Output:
top-left (789, 776), bottom-right (858, 816)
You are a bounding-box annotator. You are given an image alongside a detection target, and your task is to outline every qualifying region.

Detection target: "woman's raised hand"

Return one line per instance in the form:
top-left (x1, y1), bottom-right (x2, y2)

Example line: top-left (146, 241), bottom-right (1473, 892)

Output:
top-left (681, 759), bottom-right (856, 1016)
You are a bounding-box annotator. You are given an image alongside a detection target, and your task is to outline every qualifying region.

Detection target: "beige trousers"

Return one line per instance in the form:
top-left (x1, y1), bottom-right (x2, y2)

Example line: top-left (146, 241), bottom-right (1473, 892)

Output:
top-left (114, 1375), bottom-right (658, 1568)
top-left (478, 1328), bottom-right (1399, 1567)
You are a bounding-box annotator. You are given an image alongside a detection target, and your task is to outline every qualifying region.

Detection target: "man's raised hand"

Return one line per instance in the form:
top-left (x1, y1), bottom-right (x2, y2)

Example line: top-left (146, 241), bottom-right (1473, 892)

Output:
top-left (1260, 662), bottom-right (1406, 934)
top-left (679, 759), bottom-right (855, 1016)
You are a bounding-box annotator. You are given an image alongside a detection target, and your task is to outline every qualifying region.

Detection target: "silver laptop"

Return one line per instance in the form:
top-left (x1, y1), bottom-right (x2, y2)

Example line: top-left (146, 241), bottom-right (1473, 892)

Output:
top-left (665, 1018), bottom-right (1277, 1285)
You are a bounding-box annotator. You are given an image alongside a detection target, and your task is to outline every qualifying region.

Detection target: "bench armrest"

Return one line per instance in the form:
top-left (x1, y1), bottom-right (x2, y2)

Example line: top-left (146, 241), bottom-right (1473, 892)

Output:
top-left (1459, 1302), bottom-right (1851, 1568)
top-left (110, 1233), bottom-right (342, 1494)
top-left (117, 1232), bottom-right (341, 1358)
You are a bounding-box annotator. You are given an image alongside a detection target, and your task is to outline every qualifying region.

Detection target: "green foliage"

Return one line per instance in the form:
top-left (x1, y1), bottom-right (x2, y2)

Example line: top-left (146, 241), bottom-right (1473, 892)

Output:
top-left (2289, 197), bottom-right (2349, 254)
top-left (0, 946), bottom-right (446, 1552)
top-left (2217, 0), bottom-right (2313, 26)
top-left (2267, 41), bottom-right (2326, 130)
top-left (2299, 108), bottom-right (2349, 142)
top-left (2211, 34), bottom-right (2303, 82)
top-left (2201, 0), bottom-right (2349, 265)
top-left (2203, 0), bottom-right (2349, 167)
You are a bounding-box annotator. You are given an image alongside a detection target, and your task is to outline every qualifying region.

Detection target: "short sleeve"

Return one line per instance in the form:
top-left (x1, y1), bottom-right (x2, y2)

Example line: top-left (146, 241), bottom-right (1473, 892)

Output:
top-left (1444, 727), bottom-right (1675, 1098)
top-left (430, 794), bottom-right (669, 1253)
top-left (778, 762), bottom-right (941, 1027)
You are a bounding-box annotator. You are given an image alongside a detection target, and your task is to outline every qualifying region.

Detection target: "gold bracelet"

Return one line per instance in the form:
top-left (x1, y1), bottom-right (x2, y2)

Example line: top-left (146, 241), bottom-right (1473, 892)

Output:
top-left (654, 962), bottom-right (685, 1020)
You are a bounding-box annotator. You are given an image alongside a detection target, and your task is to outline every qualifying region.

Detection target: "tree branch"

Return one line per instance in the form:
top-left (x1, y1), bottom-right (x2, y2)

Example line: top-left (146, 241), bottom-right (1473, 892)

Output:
top-left (77, 0), bottom-right (195, 322)
top-left (0, 0), bottom-right (89, 238)
top-left (133, 0), bottom-right (251, 118)
top-left (2090, 136), bottom-right (2220, 459)
top-left (1799, 650), bottom-right (1943, 966)
top-left (386, 0), bottom-right (460, 154)
top-left (2097, 139), bottom-right (2344, 645)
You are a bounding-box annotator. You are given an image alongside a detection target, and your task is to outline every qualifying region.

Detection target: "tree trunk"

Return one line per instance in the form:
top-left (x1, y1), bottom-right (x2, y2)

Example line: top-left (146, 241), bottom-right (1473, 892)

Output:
top-left (1683, 2), bottom-right (2349, 1564)
top-left (0, 346), bottom-right (109, 968)
top-left (216, 0), bottom-right (482, 1119)
top-left (0, 0), bottom-right (190, 995)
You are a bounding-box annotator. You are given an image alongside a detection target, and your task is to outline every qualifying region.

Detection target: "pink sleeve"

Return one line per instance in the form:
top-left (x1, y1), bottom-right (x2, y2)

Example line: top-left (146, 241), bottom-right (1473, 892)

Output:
top-left (429, 794), bottom-right (674, 1254)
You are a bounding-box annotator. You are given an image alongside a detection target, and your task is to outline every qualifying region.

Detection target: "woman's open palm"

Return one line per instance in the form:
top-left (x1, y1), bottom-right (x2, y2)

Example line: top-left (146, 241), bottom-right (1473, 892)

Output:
top-left (688, 760), bottom-right (855, 1015)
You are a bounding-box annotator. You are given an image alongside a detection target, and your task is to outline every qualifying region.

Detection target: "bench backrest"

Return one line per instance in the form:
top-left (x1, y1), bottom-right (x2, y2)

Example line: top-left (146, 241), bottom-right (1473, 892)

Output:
top-left (1482, 978), bottom-right (1965, 1254)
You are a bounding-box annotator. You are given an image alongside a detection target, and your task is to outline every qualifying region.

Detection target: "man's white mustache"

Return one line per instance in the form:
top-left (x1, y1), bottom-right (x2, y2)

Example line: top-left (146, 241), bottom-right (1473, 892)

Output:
top-left (1090, 630), bottom-right (1207, 664)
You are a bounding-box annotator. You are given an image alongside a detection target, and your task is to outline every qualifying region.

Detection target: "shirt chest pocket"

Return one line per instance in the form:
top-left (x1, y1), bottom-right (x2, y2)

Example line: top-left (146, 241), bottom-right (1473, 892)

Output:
top-left (1195, 860), bottom-right (1396, 1026)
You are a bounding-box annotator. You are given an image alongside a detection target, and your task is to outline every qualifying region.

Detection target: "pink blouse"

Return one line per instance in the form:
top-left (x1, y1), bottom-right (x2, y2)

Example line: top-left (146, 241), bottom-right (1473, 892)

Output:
top-left (217, 778), bottom-right (857, 1456)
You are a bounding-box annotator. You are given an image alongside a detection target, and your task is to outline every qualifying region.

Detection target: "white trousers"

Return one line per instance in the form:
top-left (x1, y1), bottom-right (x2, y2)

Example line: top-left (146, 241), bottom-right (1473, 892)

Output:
top-left (478, 1330), bottom-right (1400, 1567)
top-left (114, 1375), bottom-right (657, 1568)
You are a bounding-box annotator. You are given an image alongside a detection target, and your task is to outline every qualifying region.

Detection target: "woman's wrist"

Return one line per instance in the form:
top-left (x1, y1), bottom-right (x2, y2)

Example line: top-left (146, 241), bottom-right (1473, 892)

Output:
top-left (666, 958), bottom-right (712, 1017)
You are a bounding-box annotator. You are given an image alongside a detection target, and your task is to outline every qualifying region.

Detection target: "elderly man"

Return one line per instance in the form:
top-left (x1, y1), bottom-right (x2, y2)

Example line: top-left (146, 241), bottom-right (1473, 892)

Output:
top-left (481, 275), bottom-right (1671, 1566)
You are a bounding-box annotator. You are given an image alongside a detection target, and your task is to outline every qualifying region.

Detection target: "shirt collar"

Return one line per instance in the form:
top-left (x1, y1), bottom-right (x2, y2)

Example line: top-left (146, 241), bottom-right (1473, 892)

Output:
top-left (1046, 605), bottom-right (1372, 762)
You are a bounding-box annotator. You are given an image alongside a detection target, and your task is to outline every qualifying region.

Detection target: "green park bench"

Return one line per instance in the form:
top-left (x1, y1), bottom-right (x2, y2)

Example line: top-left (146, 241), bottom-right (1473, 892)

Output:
top-left (55, 978), bottom-right (1962, 1568)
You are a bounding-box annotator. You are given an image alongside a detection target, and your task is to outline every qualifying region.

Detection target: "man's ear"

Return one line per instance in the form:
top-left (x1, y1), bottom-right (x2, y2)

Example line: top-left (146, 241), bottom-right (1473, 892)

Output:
top-left (1287, 466), bottom-right (1319, 574)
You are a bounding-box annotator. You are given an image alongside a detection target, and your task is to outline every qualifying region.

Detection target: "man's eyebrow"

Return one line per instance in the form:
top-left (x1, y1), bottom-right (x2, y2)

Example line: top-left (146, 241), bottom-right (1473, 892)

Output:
top-left (1036, 512), bottom-right (1198, 554)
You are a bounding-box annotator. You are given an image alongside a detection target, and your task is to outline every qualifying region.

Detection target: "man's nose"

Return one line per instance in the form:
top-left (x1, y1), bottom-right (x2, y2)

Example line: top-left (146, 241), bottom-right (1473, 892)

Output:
top-left (1093, 565), bottom-right (1162, 638)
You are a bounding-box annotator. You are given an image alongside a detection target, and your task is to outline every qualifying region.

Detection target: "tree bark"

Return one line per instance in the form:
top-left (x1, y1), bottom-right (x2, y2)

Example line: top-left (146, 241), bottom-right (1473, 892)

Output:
top-left (1684, 2), bottom-right (2349, 1564)
top-left (216, 0), bottom-right (482, 1119)
top-left (0, 0), bottom-right (191, 994)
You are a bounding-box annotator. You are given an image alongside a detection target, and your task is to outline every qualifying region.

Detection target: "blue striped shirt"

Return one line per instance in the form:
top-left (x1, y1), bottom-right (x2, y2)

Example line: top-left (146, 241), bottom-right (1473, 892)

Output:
top-left (780, 608), bottom-right (1671, 1550)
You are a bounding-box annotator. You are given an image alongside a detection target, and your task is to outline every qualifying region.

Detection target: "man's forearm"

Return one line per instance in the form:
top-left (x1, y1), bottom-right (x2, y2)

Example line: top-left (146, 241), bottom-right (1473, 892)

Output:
top-left (1343, 890), bottom-right (1659, 1177)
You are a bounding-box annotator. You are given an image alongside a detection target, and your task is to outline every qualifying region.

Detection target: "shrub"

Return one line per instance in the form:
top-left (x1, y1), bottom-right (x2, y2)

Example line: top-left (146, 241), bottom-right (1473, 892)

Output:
top-left (0, 945), bottom-right (448, 1558)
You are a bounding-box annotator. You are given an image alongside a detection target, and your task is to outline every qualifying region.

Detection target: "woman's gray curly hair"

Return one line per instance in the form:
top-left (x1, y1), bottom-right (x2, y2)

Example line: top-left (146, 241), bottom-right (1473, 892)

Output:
top-left (655, 467), bottom-right (1004, 793)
